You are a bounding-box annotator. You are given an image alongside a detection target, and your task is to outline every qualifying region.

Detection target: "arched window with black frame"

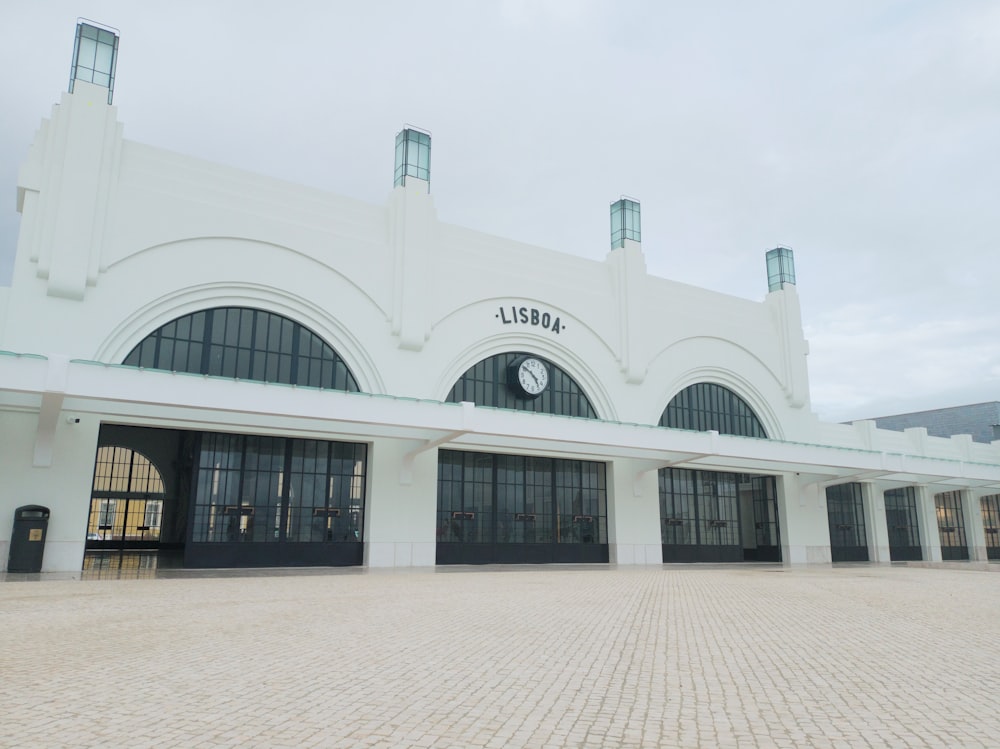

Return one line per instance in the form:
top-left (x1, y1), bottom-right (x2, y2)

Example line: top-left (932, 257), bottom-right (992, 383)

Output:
top-left (122, 307), bottom-right (359, 391)
top-left (659, 382), bottom-right (767, 437)
top-left (657, 382), bottom-right (780, 563)
top-left (446, 352), bottom-right (596, 418)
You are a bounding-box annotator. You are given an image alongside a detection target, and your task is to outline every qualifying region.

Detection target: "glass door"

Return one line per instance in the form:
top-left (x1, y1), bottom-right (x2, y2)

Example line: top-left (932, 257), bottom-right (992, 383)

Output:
top-left (87, 447), bottom-right (165, 549)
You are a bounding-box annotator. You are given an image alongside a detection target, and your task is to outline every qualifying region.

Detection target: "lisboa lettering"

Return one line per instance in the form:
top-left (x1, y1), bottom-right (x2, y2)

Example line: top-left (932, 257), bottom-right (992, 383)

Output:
top-left (496, 306), bottom-right (564, 334)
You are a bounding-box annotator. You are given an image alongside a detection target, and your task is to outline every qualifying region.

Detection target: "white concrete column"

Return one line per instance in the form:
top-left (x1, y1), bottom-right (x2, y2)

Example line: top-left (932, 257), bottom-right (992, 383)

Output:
top-left (606, 239), bottom-right (648, 385)
top-left (607, 459), bottom-right (662, 565)
top-left (915, 485), bottom-right (942, 562)
top-left (763, 284), bottom-right (809, 408)
top-left (0, 410), bottom-right (99, 573)
top-left (962, 489), bottom-right (988, 562)
top-left (777, 474), bottom-right (830, 565)
top-left (861, 481), bottom-right (891, 563)
top-left (387, 178), bottom-right (436, 351)
top-left (20, 81), bottom-right (124, 300)
top-left (364, 437), bottom-right (438, 567)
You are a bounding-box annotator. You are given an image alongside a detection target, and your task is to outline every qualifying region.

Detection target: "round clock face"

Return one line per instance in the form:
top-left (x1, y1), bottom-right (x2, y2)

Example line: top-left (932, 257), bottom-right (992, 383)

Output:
top-left (517, 357), bottom-right (549, 397)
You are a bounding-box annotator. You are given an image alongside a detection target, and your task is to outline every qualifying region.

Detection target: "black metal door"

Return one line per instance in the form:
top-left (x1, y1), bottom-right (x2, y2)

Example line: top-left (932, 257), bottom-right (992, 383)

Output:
top-left (184, 433), bottom-right (366, 568)
top-left (982, 495), bottom-right (1000, 560)
top-left (884, 487), bottom-right (922, 561)
top-left (436, 450), bottom-right (609, 564)
top-left (747, 476), bottom-right (781, 562)
top-left (659, 469), bottom-right (744, 563)
top-left (935, 491), bottom-right (968, 561)
top-left (826, 483), bottom-right (869, 562)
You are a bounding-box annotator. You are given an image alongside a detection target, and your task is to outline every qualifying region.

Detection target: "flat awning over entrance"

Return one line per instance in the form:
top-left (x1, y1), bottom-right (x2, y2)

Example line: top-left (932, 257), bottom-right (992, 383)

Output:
top-left (3, 353), bottom-right (1000, 492)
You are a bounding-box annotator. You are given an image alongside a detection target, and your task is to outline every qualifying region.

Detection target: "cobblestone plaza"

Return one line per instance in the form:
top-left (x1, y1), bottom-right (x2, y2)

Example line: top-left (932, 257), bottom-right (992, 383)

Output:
top-left (2, 563), bottom-right (999, 748)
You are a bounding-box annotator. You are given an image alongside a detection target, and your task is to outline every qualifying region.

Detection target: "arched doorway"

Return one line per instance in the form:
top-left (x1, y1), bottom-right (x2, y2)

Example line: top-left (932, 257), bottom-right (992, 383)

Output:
top-left (86, 446), bottom-right (167, 549)
top-left (84, 306), bottom-right (369, 569)
top-left (437, 352), bottom-right (607, 564)
top-left (658, 382), bottom-right (781, 563)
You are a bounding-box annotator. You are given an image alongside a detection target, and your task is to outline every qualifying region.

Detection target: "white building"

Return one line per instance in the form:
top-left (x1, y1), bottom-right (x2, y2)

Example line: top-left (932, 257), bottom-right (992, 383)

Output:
top-left (3, 23), bottom-right (999, 573)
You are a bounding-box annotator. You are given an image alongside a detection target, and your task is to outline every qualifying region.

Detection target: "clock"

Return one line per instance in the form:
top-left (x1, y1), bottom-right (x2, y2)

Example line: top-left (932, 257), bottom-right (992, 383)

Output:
top-left (509, 356), bottom-right (549, 398)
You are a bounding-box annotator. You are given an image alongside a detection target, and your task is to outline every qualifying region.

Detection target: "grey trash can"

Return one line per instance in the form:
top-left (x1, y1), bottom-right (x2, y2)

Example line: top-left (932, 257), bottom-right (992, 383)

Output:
top-left (8, 505), bottom-right (50, 573)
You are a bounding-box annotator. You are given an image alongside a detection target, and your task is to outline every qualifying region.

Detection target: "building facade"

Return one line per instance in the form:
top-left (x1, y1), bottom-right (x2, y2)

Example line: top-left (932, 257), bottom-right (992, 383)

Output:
top-left (856, 403), bottom-right (1000, 445)
top-left (3, 24), bottom-right (1000, 573)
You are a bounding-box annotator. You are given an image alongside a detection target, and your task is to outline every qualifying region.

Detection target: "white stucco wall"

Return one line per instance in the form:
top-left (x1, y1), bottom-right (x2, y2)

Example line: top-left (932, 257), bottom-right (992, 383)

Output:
top-left (5, 84), bottom-right (812, 433)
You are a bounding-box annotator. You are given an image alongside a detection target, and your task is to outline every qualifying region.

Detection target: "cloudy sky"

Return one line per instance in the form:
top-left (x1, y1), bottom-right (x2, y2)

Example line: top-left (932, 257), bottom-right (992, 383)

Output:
top-left (2, 1), bottom-right (998, 423)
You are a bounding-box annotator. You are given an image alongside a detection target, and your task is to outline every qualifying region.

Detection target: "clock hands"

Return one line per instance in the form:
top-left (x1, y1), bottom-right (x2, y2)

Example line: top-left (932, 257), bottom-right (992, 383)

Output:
top-left (513, 357), bottom-right (547, 397)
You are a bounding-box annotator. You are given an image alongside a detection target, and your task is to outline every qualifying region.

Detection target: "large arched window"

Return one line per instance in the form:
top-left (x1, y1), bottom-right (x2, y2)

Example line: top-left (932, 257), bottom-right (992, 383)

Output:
top-left (660, 382), bottom-right (766, 438)
top-left (446, 352), bottom-right (596, 418)
top-left (123, 307), bottom-right (359, 391)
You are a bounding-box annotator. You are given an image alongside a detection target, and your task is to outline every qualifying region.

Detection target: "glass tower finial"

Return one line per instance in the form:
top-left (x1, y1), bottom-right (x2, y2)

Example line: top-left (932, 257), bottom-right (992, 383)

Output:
top-left (394, 127), bottom-right (431, 187)
top-left (766, 246), bottom-right (796, 291)
top-left (610, 198), bottom-right (640, 249)
top-left (69, 20), bottom-right (119, 105)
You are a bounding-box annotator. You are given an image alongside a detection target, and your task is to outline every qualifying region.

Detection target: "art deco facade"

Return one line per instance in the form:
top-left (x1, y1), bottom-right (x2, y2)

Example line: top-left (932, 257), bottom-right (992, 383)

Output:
top-left (3, 24), bottom-right (999, 573)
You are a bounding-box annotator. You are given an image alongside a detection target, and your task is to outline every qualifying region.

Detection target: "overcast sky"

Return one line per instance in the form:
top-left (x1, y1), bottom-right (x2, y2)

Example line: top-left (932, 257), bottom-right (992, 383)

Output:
top-left (2, 1), bottom-right (998, 423)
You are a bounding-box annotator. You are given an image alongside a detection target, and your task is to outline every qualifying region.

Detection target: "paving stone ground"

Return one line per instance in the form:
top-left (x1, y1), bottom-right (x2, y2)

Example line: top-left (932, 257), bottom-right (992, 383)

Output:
top-left (2, 563), bottom-right (999, 748)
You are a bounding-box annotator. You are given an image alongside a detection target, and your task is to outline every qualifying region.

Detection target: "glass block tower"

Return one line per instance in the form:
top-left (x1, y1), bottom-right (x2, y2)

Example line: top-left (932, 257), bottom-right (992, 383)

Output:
top-left (394, 128), bottom-right (431, 187)
top-left (765, 246), bottom-right (796, 291)
top-left (69, 21), bottom-right (119, 104)
top-left (610, 198), bottom-right (640, 249)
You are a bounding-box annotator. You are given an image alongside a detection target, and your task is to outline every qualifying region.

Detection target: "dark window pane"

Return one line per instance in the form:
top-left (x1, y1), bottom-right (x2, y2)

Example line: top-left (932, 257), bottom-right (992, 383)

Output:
top-left (138, 339), bottom-right (156, 368)
top-left (173, 341), bottom-right (189, 371)
top-left (122, 307), bottom-right (359, 391)
top-left (238, 310), bottom-right (254, 348)
top-left (281, 319), bottom-right (294, 354)
top-left (661, 383), bottom-right (766, 438)
top-left (210, 311), bottom-right (226, 344)
top-left (191, 312), bottom-right (206, 340)
top-left (267, 316), bottom-right (281, 352)
top-left (236, 349), bottom-right (251, 379)
top-left (159, 339), bottom-right (175, 369)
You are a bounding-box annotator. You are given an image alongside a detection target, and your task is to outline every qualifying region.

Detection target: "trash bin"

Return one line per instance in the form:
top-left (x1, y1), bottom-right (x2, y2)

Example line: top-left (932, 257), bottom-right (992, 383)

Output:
top-left (8, 505), bottom-right (50, 573)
